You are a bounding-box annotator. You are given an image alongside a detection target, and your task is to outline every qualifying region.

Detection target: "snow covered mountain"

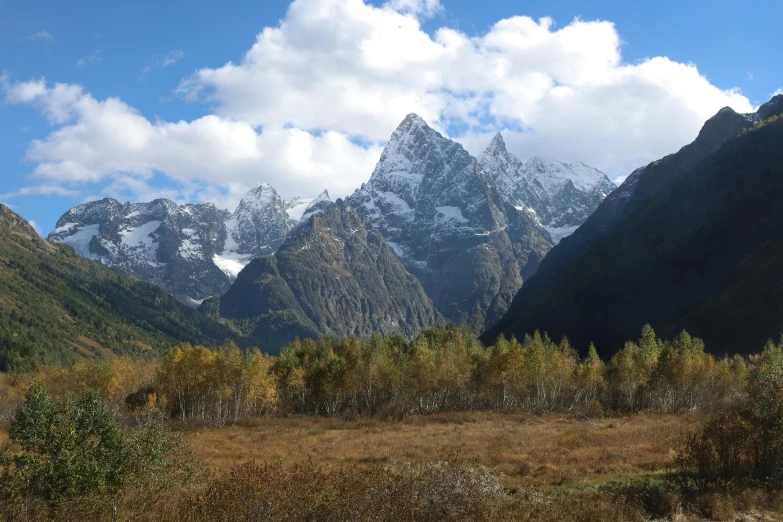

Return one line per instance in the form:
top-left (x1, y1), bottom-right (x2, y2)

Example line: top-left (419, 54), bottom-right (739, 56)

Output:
top-left (477, 133), bottom-right (616, 243)
top-left (349, 114), bottom-right (553, 331)
top-left (49, 185), bottom-right (331, 304)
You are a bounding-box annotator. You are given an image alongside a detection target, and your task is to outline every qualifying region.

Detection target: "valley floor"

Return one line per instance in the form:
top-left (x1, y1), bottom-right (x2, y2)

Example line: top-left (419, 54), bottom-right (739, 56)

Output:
top-left (3, 411), bottom-right (783, 520)
top-left (181, 411), bottom-right (699, 491)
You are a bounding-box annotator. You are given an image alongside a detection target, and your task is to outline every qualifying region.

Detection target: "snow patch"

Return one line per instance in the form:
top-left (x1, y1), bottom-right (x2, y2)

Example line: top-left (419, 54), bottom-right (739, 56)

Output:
top-left (286, 198), bottom-right (314, 222)
top-left (61, 224), bottom-right (100, 259)
top-left (213, 252), bottom-right (254, 278)
top-left (386, 241), bottom-right (406, 258)
top-left (120, 221), bottom-right (162, 266)
top-left (542, 224), bottom-right (580, 244)
top-left (435, 206), bottom-right (468, 223)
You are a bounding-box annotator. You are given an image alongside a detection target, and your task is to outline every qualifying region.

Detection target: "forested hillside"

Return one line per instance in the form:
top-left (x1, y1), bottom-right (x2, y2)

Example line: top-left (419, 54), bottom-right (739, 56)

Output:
top-left (486, 103), bottom-right (783, 356)
top-left (0, 204), bottom-right (235, 372)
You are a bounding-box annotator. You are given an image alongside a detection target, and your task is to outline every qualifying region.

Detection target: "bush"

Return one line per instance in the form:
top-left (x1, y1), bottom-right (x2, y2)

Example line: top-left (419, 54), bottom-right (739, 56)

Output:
top-left (0, 384), bottom-right (200, 521)
top-left (677, 340), bottom-right (783, 488)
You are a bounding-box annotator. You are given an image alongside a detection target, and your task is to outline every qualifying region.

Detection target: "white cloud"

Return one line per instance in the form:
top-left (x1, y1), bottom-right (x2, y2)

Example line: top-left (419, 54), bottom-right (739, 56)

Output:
top-left (22, 30), bottom-right (54, 42)
top-left (773, 88), bottom-right (783, 97)
top-left (179, 0), bottom-right (751, 177)
top-left (6, 0), bottom-right (755, 211)
top-left (0, 184), bottom-right (81, 200)
top-left (76, 50), bottom-right (103, 68)
top-left (161, 50), bottom-right (186, 66)
top-left (3, 78), bottom-right (382, 209)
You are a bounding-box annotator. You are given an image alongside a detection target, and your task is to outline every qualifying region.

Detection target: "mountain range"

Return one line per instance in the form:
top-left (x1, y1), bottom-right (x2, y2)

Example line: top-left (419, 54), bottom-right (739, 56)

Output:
top-left (49, 185), bottom-right (332, 304)
top-left (48, 114), bottom-right (615, 347)
top-left (10, 93), bottom-right (783, 359)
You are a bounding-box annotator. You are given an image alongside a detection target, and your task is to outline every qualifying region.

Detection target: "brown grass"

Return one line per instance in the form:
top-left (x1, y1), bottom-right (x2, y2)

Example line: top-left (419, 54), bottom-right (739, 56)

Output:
top-left (178, 411), bottom-right (701, 490)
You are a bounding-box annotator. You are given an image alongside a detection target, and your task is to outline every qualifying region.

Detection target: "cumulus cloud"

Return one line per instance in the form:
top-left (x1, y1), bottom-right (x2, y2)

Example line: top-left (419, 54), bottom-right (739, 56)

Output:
top-left (180, 0), bottom-right (751, 176)
top-left (6, 0), bottom-right (755, 211)
top-left (773, 88), bottom-right (783, 97)
top-left (3, 78), bottom-right (382, 209)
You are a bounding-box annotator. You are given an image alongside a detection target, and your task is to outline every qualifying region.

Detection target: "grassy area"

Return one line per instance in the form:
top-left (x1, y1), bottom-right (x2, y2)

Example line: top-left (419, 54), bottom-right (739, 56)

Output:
top-left (4, 411), bottom-right (783, 520)
top-left (179, 411), bottom-right (701, 491)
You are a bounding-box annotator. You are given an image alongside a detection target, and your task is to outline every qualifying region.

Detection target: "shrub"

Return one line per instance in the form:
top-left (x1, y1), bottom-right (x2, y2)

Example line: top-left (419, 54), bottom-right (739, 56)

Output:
top-left (0, 384), bottom-right (200, 521)
top-left (676, 339), bottom-right (783, 488)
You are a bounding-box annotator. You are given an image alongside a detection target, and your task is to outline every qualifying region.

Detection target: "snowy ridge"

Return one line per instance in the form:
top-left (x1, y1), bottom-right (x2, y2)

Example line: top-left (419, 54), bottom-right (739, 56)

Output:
top-left (49, 184), bottom-right (331, 303)
top-left (478, 133), bottom-right (616, 243)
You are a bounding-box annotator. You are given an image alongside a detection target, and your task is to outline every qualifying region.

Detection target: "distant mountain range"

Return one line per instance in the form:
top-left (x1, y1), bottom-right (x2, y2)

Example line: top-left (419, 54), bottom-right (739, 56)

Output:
top-left (48, 115), bottom-right (615, 348)
top-left (49, 185), bottom-right (332, 304)
top-left (485, 95), bottom-right (783, 355)
top-left (0, 204), bottom-right (234, 372)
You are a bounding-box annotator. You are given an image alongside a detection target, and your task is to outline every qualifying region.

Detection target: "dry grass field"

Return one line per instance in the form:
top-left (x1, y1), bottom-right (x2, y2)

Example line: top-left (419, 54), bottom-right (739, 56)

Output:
top-left (179, 412), bottom-right (701, 491)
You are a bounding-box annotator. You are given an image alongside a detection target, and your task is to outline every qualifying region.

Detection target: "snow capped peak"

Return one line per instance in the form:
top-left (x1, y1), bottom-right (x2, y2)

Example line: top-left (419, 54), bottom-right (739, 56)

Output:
top-left (383, 113), bottom-right (445, 156)
top-left (237, 183), bottom-right (279, 208)
top-left (399, 113), bottom-right (428, 129)
top-left (477, 137), bottom-right (616, 243)
top-left (487, 132), bottom-right (507, 153)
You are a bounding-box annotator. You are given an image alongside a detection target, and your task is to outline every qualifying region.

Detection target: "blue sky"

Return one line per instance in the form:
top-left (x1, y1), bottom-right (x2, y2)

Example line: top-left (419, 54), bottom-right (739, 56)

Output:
top-left (1, 0), bottom-right (780, 234)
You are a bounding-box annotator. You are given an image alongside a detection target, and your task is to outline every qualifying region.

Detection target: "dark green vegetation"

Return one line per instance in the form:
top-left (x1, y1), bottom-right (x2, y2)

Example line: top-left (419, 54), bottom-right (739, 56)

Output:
top-left (205, 201), bottom-right (442, 353)
top-left (0, 385), bottom-right (198, 521)
top-left (0, 204), bottom-right (235, 372)
top-left (486, 96), bottom-right (783, 356)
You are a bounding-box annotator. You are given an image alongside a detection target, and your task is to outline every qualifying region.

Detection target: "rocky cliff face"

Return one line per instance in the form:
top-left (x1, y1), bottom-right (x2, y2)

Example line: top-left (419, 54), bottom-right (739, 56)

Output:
top-left (209, 200), bottom-right (442, 352)
top-left (49, 185), bottom-right (331, 304)
top-left (477, 134), bottom-right (616, 243)
top-left (349, 114), bottom-right (553, 331)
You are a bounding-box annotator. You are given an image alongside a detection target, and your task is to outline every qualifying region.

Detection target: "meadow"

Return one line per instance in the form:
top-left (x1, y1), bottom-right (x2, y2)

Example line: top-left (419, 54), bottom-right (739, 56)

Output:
top-left (1, 325), bottom-right (782, 521)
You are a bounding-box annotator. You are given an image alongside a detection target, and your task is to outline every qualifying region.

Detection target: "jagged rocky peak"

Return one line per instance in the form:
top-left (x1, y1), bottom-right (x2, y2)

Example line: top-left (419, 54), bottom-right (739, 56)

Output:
top-left (225, 183), bottom-right (289, 257)
top-left (485, 132), bottom-right (507, 154)
top-left (349, 113), bottom-right (552, 332)
top-left (477, 133), bottom-right (616, 243)
top-left (0, 204), bottom-right (37, 236)
top-left (351, 112), bottom-right (486, 242)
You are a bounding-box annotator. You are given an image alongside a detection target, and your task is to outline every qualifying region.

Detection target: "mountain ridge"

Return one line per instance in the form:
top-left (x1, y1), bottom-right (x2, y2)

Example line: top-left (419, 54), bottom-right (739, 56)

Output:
top-left (205, 199), bottom-right (442, 352)
top-left (484, 96), bottom-right (783, 355)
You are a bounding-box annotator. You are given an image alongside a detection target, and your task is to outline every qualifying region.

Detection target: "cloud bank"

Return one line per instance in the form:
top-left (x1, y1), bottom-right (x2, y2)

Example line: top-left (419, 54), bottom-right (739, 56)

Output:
top-left (4, 0), bottom-right (754, 212)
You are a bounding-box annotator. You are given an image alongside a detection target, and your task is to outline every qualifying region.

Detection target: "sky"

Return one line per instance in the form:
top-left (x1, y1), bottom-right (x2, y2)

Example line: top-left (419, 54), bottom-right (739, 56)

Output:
top-left (1, 0), bottom-right (781, 235)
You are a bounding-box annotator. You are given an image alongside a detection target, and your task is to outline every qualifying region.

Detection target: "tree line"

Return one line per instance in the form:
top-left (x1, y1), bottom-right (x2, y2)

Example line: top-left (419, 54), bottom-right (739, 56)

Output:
top-left (1, 324), bottom-right (769, 424)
